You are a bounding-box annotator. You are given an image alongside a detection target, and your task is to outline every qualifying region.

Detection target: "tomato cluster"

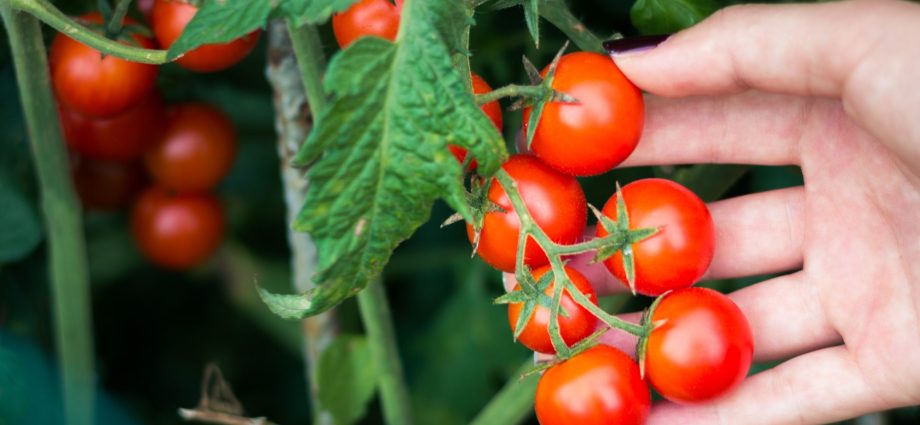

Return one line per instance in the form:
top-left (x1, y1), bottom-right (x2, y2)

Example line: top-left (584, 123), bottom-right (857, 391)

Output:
top-left (51, 2), bottom-right (257, 269)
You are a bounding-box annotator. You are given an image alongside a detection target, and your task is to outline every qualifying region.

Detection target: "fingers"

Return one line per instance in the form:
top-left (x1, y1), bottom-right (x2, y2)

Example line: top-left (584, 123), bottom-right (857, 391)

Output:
top-left (647, 346), bottom-right (891, 425)
top-left (703, 186), bottom-right (805, 281)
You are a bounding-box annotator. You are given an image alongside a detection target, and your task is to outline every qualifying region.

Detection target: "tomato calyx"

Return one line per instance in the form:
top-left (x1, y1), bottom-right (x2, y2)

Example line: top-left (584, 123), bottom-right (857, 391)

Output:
top-left (518, 43), bottom-right (579, 149)
top-left (591, 183), bottom-right (660, 295)
top-left (635, 291), bottom-right (670, 379)
top-left (442, 175), bottom-right (505, 255)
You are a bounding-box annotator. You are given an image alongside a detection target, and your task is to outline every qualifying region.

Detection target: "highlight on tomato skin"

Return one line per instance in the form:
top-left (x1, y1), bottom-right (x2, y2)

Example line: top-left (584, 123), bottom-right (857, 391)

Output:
top-left (645, 287), bottom-right (754, 404)
top-left (535, 344), bottom-right (650, 425)
top-left (332, 0), bottom-right (403, 48)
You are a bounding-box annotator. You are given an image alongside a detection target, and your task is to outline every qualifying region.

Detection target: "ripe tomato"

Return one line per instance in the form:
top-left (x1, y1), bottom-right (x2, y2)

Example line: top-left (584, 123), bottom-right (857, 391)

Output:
top-left (466, 154), bottom-right (586, 273)
top-left (145, 103), bottom-right (237, 193)
top-left (508, 265), bottom-right (598, 354)
top-left (131, 186), bottom-right (224, 269)
top-left (449, 73), bottom-right (503, 169)
top-left (71, 157), bottom-right (146, 211)
top-left (645, 287), bottom-right (753, 404)
top-left (332, 0), bottom-right (403, 48)
top-left (49, 13), bottom-right (158, 118)
top-left (137, 0), bottom-right (155, 22)
top-left (597, 178), bottom-right (714, 296)
top-left (59, 94), bottom-right (166, 162)
top-left (152, 0), bottom-right (261, 72)
top-left (523, 52), bottom-right (644, 176)
top-left (536, 345), bottom-right (650, 425)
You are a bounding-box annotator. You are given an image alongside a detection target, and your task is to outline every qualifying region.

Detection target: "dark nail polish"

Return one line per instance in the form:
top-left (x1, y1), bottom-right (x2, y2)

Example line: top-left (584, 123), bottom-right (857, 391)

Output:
top-left (603, 34), bottom-right (670, 56)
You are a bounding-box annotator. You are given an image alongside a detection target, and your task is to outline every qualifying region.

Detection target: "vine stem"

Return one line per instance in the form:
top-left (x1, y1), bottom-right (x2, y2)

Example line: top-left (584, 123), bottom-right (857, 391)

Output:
top-left (469, 358), bottom-right (539, 425)
top-left (357, 281), bottom-right (415, 425)
top-left (475, 84), bottom-right (545, 106)
top-left (104, 0), bottom-right (133, 39)
top-left (538, 0), bottom-right (605, 53)
top-left (9, 0), bottom-right (169, 64)
top-left (0, 4), bottom-right (95, 425)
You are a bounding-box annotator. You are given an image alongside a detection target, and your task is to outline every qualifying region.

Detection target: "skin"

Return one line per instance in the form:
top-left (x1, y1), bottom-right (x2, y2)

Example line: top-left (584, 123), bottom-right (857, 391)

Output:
top-left (131, 187), bottom-right (224, 270)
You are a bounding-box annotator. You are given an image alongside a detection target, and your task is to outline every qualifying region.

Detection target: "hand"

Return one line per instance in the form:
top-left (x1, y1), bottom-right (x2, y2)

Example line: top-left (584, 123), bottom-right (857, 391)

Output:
top-left (509, 1), bottom-right (920, 423)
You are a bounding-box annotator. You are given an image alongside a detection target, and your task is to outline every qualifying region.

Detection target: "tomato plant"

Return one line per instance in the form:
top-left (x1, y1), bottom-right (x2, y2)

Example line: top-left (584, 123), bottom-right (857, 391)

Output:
top-left (49, 13), bottom-right (158, 118)
top-left (535, 344), bottom-right (650, 425)
top-left (467, 154), bottom-right (586, 272)
top-left (645, 287), bottom-right (754, 404)
top-left (131, 186), bottom-right (225, 270)
top-left (59, 93), bottom-right (165, 162)
top-left (152, 0), bottom-right (261, 72)
top-left (597, 178), bottom-right (715, 296)
top-left (523, 52), bottom-right (644, 176)
top-left (507, 265), bottom-right (598, 354)
top-left (449, 72), bottom-right (503, 169)
top-left (332, 0), bottom-right (403, 48)
top-left (71, 157), bottom-right (146, 211)
top-left (144, 103), bottom-right (237, 193)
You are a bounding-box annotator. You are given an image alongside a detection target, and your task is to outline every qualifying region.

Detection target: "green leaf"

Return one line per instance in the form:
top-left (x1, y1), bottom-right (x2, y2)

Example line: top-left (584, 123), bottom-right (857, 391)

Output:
top-left (0, 173), bottom-right (41, 263)
top-left (316, 335), bottom-right (378, 425)
top-left (166, 0), bottom-right (270, 61)
top-left (522, 0), bottom-right (539, 47)
top-left (260, 0), bottom-right (507, 319)
top-left (277, 0), bottom-right (360, 25)
top-left (631, 0), bottom-right (719, 34)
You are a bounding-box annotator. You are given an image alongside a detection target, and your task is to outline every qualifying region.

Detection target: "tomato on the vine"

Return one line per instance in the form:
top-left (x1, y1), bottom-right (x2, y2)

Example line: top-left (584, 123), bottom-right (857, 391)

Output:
top-left (536, 345), bottom-right (650, 425)
top-left (332, 0), bottom-right (403, 48)
top-left (467, 154), bottom-right (586, 273)
top-left (152, 0), bottom-right (261, 72)
top-left (523, 52), bottom-right (644, 176)
top-left (597, 178), bottom-right (714, 296)
top-left (131, 186), bottom-right (224, 269)
top-left (59, 94), bottom-right (166, 162)
top-left (72, 157), bottom-right (147, 211)
top-left (49, 13), bottom-right (158, 118)
top-left (645, 287), bottom-right (753, 404)
top-left (508, 265), bottom-right (598, 354)
top-left (449, 73), bottom-right (503, 169)
top-left (145, 103), bottom-right (237, 193)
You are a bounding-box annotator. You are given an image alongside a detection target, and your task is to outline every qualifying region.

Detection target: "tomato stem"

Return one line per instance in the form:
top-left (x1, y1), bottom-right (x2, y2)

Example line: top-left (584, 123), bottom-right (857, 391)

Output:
top-left (0, 4), bottom-right (96, 425)
top-left (469, 359), bottom-right (539, 425)
top-left (536, 0), bottom-right (606, 53)
top-left (103, 0), bottom-right (133, 39)
top-left (9, 0), bottom-right (169, 64)
top-left (475, 84), bottom-right (546, 106)
top-left (287, 21), bottom-right (328, 118)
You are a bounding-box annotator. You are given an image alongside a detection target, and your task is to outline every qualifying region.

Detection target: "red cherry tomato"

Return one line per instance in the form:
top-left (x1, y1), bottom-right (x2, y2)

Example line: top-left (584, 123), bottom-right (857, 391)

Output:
top-left (508, 265), bottom-right (598, 354)
top-left (523, 52), bottom-right (644, 176)
top-left (536, 345), bottom-right (650, 425)
top-left (466, 154), bottom-right (586, 272)
top-left (59, 94), bottom-right (166, 162)
top-left (152, 0), bottom-right (261, 72)
top-left (137, 0), bottom-right (155, 22)
top-left (332, 0), bottom-right (403, 48)
top-left (646, 287), bottom-right (754, 404)
top-left (145, 103), bottom-right (237, 193)
top-left (449, 73), bottom-right (503, 169)
top-left (597, 178), bottom-right (714, 296)
top-left (131, 186), bottom-right (224, 269)
top-left (71, 157), bottom-right (146, 211)
top-left (49, 13), bottom-right (158, 118)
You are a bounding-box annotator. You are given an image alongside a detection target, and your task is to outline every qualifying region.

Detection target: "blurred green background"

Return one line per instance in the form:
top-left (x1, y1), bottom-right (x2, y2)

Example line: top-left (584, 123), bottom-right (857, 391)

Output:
top-left (1, 0), bottom-right (918, 424)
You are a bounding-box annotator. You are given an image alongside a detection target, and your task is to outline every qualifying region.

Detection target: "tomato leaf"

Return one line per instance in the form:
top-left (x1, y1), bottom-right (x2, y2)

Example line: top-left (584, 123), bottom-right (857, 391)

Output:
top-left (259, 0), bottom-right (507, 319)
top-left (0, 172), bottom-right (41, 263)
top-left (522, 0), bottom-right (540, 47)
top-left (165, 0), bottom-right (270, 61)
top-left (630, 0), bottom-right (719, 34)
top-left (316, 335), bottom-right (378, 425)
top-left (277, 0), bottom-right (361, 25)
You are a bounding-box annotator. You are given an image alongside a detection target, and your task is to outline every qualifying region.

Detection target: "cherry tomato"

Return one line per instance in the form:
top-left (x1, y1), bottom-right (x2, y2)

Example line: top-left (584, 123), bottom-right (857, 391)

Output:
top-left (536, 345), bottom-right (650, 425)
top-left (49, 13), bottom-right (158, 118)
top-left (59, 94), bottom-right (166, 162)
top-left (152, 0), bottom-right (261, 72)
top-left (523, 52), bottom-right (644, 176)
top-left (131, 186), bottom-right (224, 269)
top-left (145, 103), bottom-right (237, 193)
top-left (137, 0), bottom-right (155, 22)
top-left (332, 0), bottom-right (403, 48)
top-left (71, 157), bottom-right (146, 211)
top-left (449, 73), bottom-right (503, 169)
top-left (508, 265), bottom-right (598, 354)
top-left (646, 287), bottom-right (753, 404)
top-left (597, 178), bottom-right (714, 296)
top-left (466, 154), bottom-right (586, 273)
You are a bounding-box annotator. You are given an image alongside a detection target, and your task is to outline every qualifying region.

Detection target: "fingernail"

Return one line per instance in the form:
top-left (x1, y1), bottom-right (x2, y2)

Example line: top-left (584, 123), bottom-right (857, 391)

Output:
top-left (603, 34), bottom-right (670, 56)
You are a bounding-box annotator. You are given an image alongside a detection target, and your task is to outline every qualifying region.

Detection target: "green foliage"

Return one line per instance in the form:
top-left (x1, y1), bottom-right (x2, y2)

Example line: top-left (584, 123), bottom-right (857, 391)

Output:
top-left (278, 0), bottom-right (361, 25)
top-left (316, 335), bottom-right (378, 425)
top-left (0, 171), bottom-right (41, 264)
top-left (260, 0), bottom-right (507, 319)
top-left (522, 0), bottom-right (540, 47)
top-left (166, 0), bottom-right (272, 60)
top-left (631, 0), bottom-right (719, 34)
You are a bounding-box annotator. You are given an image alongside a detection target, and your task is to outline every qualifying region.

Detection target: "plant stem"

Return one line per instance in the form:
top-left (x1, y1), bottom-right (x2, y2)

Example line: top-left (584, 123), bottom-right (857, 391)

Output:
top-left (9, 0), bottom-right (168, 64)
top-left (287, 21), bottom-right (327, 115)
top-left (357, 281), bottom-right (414, 425)
top-left (539, 0), bottom-right (604, 53)
top-left (0, 5), bottom-right (95, 425)
top-left (469, 359), bottom-right (539, 425)
top-left (475, 84), bottom-right (545, 105)
top-left (104, 0), bottom-right (133, 39)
